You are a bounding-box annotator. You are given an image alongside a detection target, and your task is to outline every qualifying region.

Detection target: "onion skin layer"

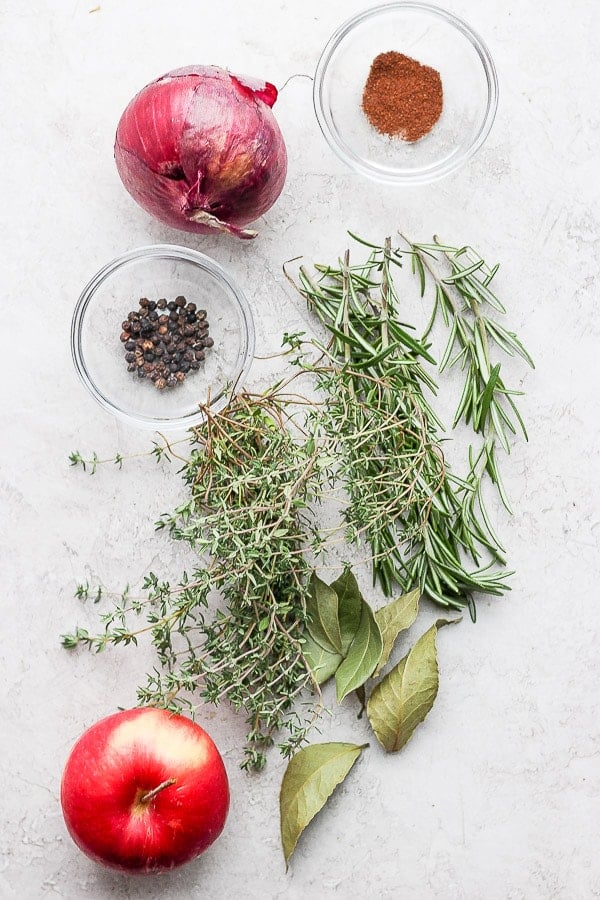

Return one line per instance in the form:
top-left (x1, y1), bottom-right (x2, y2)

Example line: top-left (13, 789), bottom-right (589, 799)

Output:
top-left (114, 66), bottom-right (287, 239)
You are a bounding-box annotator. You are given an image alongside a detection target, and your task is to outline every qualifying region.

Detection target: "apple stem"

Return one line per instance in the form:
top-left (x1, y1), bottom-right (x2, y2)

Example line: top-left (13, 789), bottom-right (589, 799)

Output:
top-left (139, 778), bottom-right (176, 804)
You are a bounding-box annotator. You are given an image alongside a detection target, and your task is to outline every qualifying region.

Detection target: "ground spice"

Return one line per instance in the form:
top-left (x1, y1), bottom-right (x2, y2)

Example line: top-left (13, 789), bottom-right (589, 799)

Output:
top-left (362, 51), bottom-right (443, 142)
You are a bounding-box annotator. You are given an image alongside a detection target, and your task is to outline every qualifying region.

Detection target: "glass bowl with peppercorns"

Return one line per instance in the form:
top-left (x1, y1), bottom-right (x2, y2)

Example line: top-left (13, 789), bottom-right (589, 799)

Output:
top-left (71, 245), bottom-right (254, 430)
top-left (314, 2), bottom-right (498, 185)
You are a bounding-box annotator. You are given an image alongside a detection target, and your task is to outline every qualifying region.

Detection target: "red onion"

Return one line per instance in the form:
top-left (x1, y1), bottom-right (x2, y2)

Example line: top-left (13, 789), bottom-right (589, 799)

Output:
top-left (114, 66), bottom-right (287, 239)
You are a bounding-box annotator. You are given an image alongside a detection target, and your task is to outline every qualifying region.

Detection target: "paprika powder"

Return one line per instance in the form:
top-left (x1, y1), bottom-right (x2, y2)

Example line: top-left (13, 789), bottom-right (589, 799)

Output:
top-left (362, 51), bottom-right (443, 142)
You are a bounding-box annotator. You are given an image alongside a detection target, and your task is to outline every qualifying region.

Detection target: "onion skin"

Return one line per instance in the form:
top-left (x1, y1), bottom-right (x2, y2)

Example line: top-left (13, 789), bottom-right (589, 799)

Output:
top-left (114, 66), bottom-right (287, 239)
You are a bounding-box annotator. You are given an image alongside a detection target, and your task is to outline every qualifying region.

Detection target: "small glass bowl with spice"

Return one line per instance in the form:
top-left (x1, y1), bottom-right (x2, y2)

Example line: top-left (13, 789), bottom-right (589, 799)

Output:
top-left (71, 245), bottom-right (254, 430)
top-left (313, 1), bottom-right (498, 184)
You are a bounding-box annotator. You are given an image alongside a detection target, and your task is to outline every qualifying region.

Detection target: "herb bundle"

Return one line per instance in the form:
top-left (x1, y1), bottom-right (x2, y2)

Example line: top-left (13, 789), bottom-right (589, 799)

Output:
top-left (64, 232), bottom-right (532, 772)
top-left (67, 394), bottom-right (327, 770)
top-left (293, 234), bottom-right (533, 612)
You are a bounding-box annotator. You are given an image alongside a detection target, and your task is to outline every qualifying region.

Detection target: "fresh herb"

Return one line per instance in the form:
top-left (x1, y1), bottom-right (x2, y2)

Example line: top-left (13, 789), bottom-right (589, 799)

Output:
top-left (404, 235), bottom-right (534, 514)
top-left (292, 234), bottom-right (532, 613)
top-left (64, 232), bottom-right (532, 775)
top-left (65, 393), bottom-right (329, 771)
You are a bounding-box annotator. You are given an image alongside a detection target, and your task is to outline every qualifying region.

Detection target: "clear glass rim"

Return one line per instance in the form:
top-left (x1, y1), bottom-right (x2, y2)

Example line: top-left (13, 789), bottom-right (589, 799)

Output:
top-left (71, 244), bottom-right (256, 431)
top-left (313, 1), bottom-right (499, 185)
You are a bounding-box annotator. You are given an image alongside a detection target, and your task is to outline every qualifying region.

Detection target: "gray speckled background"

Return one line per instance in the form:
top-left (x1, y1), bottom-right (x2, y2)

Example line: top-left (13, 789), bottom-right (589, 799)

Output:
top-left (2, 1), bottom-right (599, 897)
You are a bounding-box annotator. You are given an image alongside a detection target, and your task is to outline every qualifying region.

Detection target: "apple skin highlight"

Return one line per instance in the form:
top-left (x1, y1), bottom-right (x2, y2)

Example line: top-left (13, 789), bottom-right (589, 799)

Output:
top-left (60, 708), bottom-right (230, 873)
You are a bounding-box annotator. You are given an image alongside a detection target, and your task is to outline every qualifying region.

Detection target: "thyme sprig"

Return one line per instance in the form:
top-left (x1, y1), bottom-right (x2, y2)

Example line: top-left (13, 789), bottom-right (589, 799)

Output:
top-left (65, 393), bottom-right (329, 770)
top-left (68, 434), bottom-right (186, 473)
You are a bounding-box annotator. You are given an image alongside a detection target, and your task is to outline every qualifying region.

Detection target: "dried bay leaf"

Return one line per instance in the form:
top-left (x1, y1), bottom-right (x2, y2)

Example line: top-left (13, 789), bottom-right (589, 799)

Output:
top-left (367, 619), bottom-right (456, 752)
top-left (306, 572), bottom-right (343, 654)
top-left (279, 742), bottom-right (367, 867)
top-left (373, 587), bottom-right (420, 676)
top-left (335, 599), bottom-right (383, 703)
top-left (302, 632), bottom-right (343, 685)
top-left (330, 567), bottom-right (363, 654)
top-left (303, 568), bottom-right (385, 691)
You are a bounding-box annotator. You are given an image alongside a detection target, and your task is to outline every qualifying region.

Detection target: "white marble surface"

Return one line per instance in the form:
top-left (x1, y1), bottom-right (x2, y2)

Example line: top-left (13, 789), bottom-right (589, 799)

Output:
top-left (2, 1), bottom-right (599, 897)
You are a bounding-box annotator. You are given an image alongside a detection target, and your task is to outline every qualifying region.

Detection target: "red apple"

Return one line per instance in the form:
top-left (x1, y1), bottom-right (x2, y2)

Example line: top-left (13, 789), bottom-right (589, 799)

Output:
top-left (60, 707), bottom-right (229, 873)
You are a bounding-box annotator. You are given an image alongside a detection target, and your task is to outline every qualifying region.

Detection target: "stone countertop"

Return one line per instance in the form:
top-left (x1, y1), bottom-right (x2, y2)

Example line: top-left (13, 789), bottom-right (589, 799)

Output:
top-left (2, 1), bottom-right (599, 897)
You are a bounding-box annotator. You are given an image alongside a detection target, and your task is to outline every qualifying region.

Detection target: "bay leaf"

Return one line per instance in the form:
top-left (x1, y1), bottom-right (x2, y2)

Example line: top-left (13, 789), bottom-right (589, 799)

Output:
top-left (335, 599), bottom-right (383, 702)
top-left (306, 572), bottom-right (343, 654)
top-left (373, 587), bottom-right (420, 676)
top-left (302, 632), bottom-right (343, 685)
top-left (330, 567), bottom-right (363, 654)
top-left (279, 742), bottom-right (366, 867)
top-left (367, 619), bottom-right (455, 752)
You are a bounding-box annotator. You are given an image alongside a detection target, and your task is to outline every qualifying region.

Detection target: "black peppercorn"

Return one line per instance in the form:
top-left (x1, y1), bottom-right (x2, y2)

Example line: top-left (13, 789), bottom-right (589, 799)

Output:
top-left (123, 295), bottom-right (212, 389)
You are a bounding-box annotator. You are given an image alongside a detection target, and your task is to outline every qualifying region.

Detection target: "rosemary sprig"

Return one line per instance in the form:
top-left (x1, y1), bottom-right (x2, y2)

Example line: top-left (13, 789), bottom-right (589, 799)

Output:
top-left (292, 233), bottom-right (531, 613)
top-left (405, 235), bottom-right (534, 513)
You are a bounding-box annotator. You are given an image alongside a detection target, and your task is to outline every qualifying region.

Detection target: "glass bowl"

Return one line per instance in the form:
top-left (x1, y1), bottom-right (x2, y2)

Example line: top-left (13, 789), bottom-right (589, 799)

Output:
top-left (71, 245), bottom-right (255, 431)
top-left (313, 1), bottom-right (498, 184)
